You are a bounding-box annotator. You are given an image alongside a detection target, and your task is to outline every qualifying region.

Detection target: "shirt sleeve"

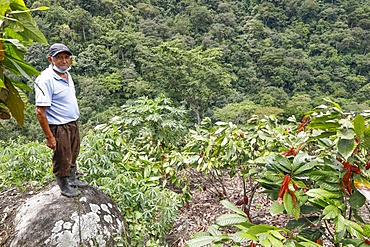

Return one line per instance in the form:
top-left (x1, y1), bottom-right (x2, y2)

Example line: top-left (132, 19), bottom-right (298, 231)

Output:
top-left (35, 75), bottom-right (52, 107)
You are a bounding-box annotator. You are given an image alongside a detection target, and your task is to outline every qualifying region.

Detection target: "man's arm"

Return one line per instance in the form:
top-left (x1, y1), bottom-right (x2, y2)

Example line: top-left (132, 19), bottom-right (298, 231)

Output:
top-left (36, 106), bottom-right (56, 151)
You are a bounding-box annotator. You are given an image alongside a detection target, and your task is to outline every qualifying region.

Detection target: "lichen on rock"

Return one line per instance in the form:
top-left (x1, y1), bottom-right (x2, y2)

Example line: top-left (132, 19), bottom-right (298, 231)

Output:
top-left (8, 185), bottom-right (129, 247)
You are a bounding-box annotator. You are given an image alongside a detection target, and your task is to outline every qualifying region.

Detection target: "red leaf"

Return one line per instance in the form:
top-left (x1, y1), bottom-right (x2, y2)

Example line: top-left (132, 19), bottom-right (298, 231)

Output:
top-left (278, 174), bottom-right (291, 202)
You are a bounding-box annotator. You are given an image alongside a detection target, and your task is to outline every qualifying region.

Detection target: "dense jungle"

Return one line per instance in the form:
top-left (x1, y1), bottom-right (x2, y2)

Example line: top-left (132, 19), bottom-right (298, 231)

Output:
top-left (2, 0), bottom-right (370, 139)
top-left (2, 0), bottom-right (370, 246)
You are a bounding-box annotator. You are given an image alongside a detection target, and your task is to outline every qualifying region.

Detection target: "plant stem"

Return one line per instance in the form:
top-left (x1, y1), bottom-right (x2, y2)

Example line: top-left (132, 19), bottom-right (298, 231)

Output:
top-left (247, 181), bottom-right (258, 223)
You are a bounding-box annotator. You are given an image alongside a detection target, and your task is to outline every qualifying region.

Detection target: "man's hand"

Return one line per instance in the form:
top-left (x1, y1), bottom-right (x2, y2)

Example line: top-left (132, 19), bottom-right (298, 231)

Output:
top-left (46, 135), bottom-right (57, 151)
top-left (36, 106), bottom-right (56, 151)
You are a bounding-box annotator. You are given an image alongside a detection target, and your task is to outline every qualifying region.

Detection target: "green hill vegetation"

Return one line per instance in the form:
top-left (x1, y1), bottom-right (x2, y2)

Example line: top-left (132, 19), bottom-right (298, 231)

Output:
top-left (2, 0), bottom-right (370, 246)
top-left (2, 0), bottom-right (370, 139)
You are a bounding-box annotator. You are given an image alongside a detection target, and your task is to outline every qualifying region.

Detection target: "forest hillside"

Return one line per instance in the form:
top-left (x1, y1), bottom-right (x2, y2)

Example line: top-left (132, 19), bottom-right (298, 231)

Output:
top-left (2, 0), bottom-right (370, 139)
top-left (2, 1), bottom-right (370, 246)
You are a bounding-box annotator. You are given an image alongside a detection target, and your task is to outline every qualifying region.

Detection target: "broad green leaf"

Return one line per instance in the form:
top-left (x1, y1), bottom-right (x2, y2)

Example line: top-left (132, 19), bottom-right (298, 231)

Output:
top-left (220, 136), bottom-right (228, 147)
top-left (345, 219), bottom-right (364, 237)
top-left (269, 201), bottom-right (284, 216)
top-left (323, 205), bottom-right (340, 219)
top-left (335, 215), bottom-right (346, 233)
top-left (187, 236), bottom-right (216, 247)
top-left (354, 115), bottom-right (365, 139)
top-left (284, 192), bottom-right (294, 215)
top-left (308, 170), bottom-right (339, 183)
top-left (292, 152), bottom-right (310, 168)
top-left (14, 85), bottom-right (27, 104)
top-left (323, 98), bottom-right (342, 111)
top-left (8, 10), bottom-right (47, 43)
top-left (233, 221), bottom-right (254, 231)
top-left (0, 77), bottom-right (5, 88)
top-left (307, 131), bottom-right (336, 142)
top-left (316, 181), bottom-right (342, 191)
top-left (214, 127), bottom-right (226, 135)
top-left (237, 232), bottom-right (258, 241)
top-left (293, 205), bottom-right (300, 220)
top-left (216, 214), bottom-right (248, 226)
top-left (301, 205), bottom-right (319, 214)
top-left (0, 0), bottom-right (11, 16)
top-left (337, 138), bottom-right (356, 160)
top-left (271, 230), bottom-right (285, 241)
top-left (363, 224), bottom-right (370, 237)
top-left (298, 227), bottom-right (324, 243)
top-left (294, 161), bottom-right (318, 175)
top-left (286, 216), bottom-right (320, 230)
top-left (11, 80), bottom-right (32, 92)
top-left (306, 188), bottom-right (341, 199)
top-left (4, 38), bottom-right (25, 51)
top-left (349, 190), bottom-right (366, 210)
top-left (283, 240), bottom-right (296, 247)
top-left (276, 155), bottom-right (292, 168)
top-left (220, 200), bottom-right (247, 216)
top-left (4, 76), bottom-right (24, 127)
top-left (1, 55), bottom-right (39, 84)
top-left (337, 128), bottom-right (355, 140)
top-left (268, 234), bottom-right (284, 247)
top-left (363, 128), bottom-right (370, 149)
top-left (308, 122), bottom-right (340, 131)
top-left (261, 239), bottom-right (272, 247)
top-left (341, 239), bottom-right (369, 246)
top-left (246, 225), bottom-right (284, 235)
top-left (207, 225), bottom-right (222, 236)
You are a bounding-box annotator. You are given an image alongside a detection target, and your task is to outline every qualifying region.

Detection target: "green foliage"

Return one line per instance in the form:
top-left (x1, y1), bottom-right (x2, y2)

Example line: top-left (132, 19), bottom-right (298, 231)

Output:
top-left (0, 103), bottom-right (44, 141)
top-left (108, 95), bottom-right (188, 148)
top-left (1, 95), bottom-right (188, 245)
top-left (142, 39), bottom-right (236, 125)
top-left (186, 99), bottom-right (370, 246)
top-left (76, 95), bottom-right (188, 245)
top-left (78, 124), bottom-right (181, 246)
top-left (0, 139), bottom-right (53, 189)
top-left (4, 0), bottom-right (370, 139)
top-left (0, 0), bottom-right (47, 126)
top-left (213, 100), bottom-right (258, 125)
top-left (187, 200), bottom-right (318, 247)
top-left (5, 90), bottom-right (370, 246)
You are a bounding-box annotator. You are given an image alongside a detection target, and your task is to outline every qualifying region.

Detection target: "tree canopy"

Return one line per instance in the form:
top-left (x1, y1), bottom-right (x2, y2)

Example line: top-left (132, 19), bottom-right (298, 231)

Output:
top-left (2, 0), bottom-right (370, 139)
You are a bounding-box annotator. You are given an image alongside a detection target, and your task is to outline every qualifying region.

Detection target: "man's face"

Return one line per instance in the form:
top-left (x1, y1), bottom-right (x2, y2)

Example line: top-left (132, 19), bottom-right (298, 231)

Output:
top-left (48, 52), bottom-right (72, 70)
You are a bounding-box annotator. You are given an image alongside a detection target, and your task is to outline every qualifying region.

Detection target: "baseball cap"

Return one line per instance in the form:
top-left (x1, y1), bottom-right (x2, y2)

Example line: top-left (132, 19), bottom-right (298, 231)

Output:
top-left (49, 43), bottom-right (72, 57)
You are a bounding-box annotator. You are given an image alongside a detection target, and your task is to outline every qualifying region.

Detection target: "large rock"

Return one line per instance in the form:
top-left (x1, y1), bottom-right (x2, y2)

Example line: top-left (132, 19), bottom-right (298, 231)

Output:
top-left (8, 185), bottom-right (129, 247)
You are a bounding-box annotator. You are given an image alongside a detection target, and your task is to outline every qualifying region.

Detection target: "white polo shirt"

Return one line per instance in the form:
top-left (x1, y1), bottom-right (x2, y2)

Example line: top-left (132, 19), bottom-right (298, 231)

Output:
top-left (35, 65), bottom-right (80, 125)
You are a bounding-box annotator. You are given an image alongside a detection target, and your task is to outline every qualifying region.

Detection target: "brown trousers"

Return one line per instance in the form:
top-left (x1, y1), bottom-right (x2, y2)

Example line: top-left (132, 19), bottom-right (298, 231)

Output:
top-left (49, 121), bottom-right (80, 177)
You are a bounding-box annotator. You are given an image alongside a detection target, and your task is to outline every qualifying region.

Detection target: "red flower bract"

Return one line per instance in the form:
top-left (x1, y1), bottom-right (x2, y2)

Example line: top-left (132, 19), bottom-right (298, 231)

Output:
top-left (278, 174), bottom-right (297, 206)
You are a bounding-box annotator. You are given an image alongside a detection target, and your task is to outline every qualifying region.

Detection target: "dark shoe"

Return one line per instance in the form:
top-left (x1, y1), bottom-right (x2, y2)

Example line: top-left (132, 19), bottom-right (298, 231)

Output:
top-left (56, 176), bottom-right (80, 197)
top-left (69, 166), bottom-right (88, 187)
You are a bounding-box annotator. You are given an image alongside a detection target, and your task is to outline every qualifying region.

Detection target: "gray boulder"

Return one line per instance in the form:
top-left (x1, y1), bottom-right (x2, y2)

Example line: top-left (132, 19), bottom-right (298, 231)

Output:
top-left (8, 185), bottom-right (129, 247)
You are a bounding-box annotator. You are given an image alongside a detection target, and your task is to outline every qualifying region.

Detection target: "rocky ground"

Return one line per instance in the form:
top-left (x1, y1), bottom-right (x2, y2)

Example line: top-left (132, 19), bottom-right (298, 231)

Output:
top-left (0, 186), bottom-right (33, 246)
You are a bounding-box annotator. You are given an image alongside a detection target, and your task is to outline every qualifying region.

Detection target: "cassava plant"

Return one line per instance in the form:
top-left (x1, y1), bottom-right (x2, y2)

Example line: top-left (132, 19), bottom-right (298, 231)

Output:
top-left (77, 95), bottom-right (187, 246)
top-left (186, 99), bottom-right (370, 246)
top-left (0, 139), bottom-right (53, 189)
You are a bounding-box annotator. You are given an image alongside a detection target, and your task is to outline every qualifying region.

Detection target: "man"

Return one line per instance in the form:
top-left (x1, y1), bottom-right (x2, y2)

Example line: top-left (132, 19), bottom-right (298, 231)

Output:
top-left (35, 43), bottom-right (87, 197)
